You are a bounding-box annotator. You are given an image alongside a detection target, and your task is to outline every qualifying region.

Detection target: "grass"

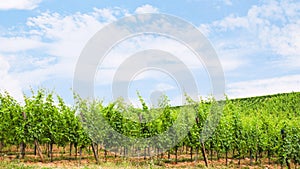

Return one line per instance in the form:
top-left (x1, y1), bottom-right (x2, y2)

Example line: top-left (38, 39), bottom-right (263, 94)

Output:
top-left (0, 160), bottom-right (166, 169)
top-left (0, 159), bottom-right (272, 169)
top-left (0, 161), bottom-right (36, 169)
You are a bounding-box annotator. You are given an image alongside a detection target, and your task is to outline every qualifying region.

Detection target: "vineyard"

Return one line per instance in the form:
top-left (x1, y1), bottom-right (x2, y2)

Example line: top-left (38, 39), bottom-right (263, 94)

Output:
top-left (0, 89), bottom-right (300, 168)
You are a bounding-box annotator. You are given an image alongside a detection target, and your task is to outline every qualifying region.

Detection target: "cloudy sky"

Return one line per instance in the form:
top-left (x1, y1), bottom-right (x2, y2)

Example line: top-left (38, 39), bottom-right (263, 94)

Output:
top-left (0, 0), bottom-right (299, 106)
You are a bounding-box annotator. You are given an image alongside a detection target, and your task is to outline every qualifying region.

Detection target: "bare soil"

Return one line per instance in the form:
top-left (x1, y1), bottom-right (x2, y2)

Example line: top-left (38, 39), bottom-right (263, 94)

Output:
top-left (0, 145), bottom-right (290, 169)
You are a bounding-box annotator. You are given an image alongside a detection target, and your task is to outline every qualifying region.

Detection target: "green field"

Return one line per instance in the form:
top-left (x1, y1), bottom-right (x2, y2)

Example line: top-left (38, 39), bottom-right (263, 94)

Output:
top-left (1, 90), bottom-right (300, 168)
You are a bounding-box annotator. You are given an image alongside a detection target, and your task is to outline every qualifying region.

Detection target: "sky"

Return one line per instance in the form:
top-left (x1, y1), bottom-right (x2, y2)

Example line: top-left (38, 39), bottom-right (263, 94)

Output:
top-left (0, 0), bottom-right (299, 106)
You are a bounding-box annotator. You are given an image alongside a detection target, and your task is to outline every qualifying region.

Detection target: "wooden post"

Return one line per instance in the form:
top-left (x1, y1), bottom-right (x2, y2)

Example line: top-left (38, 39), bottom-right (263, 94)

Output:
top-left (250, 149), bottom-right (252, 166)
top-left (196, 117), bottom-right (208, 167)
top-left (91, 142), bottom-right (99, 164)
top-left (50, 143), bottom-right (53, 162)
top-left (104, 149), bottom-right (107, 162)
top-left (195, 146), bottom-right (199, 162)
top-left (20, 112), bottom-right (27, 159)
top-left (34, 144), bottom-right (37, 156)
top-left (69, 143), bottom-right (73, 157)
top-left (210, 143), bottom-right (213, 161)
top-left (0, 142), bottom-right (3, 153)
top-left (34, 139), bottom-right (44, 162)
top-left (190, 147), bottom-right (193, 161)
top-left (75, 143), bottom-right (78, 159)
top-left (225, 150), bottom-right (228, 166)
top-left (268, 150), bottom-right (271, 165)
top-left (175, 146), bottom-right (178, 164)
top-left (201, 142), bottom-right (208, 167)
top-left (79, 146), bottom-right (83, 165)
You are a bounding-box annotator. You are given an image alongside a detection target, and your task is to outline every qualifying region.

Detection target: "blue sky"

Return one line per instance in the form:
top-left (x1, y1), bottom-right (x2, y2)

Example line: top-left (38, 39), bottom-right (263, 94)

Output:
top-left (0, 0), bottom-right (299, 106)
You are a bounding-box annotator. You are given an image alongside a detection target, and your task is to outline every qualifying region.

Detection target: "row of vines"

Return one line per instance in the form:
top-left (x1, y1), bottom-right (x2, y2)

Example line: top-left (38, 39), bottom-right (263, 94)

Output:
top-left (0, 89), bottom-right (299, 168)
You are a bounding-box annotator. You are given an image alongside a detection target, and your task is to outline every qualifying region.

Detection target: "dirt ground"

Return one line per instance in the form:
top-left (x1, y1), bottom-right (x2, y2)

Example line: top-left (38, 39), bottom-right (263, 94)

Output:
top-left (0, 145), bottom-right (291, 169)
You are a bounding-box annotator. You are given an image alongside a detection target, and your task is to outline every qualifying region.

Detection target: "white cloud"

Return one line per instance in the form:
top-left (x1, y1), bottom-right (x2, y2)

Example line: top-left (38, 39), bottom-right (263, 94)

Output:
top-left (227, 74), bottom-right (300, 99)
top-left (211, 14), bottom-right (249, 31)
top-left (195, 0), bottom-right (300, 99)
top-left (94, 34), bottom-right (213, 86)
top-left (154, 83), bottom-right (176, 91)
top-left (26, 11), bottom-right (102, 41)
top-left (198, 16), bottom-right (254, 75)
top-left (135, 4), bottom-right (158, 14)
top-left (0, 0), bottom-right (42, 10)
top-left (93, 7), bottom-right (129, 21)
top-left (23, 8), bottom-right (128, 78)
top-left (0, 8), bottom-right (128, 101)
top-left (0, 55), bottom-right (23, 102)
top-left (205, 0), bottom-right (300, 69)
top-left (198, 24), bottom-right (211, 37)
top-left (223, 0), bottom-right (233, 6)
top-left (0, 56), bottom-right (10, 75)
top-left (0, 37), bottom-right (44, 52)
top-left (1, 2), bottom-right (299, 103)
